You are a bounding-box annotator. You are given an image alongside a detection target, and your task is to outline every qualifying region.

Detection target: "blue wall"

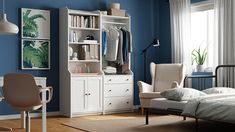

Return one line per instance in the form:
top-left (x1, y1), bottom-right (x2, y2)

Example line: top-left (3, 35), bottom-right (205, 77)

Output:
top-left (158, 0), bottom-right (172, 64)
top-left (0, 0), bottom-right (160, 114)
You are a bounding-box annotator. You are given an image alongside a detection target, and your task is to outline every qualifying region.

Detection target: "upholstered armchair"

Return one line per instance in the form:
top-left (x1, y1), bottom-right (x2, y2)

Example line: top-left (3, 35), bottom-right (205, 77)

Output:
top-left (138, 62), bottom-right (186, 114)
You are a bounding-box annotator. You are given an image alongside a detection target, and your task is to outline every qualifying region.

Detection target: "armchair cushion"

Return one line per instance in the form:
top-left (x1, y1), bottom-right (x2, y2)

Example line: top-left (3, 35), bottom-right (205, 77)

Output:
top-left (139, 92), bottom-right (162, 99)
top-left (160, 87), bottom-right (206, 101)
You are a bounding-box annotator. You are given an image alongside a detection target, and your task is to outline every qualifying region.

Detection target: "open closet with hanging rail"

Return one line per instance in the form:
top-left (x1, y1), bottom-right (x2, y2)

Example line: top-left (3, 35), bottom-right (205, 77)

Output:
top-left (101, 14), bottom-right (134, 114)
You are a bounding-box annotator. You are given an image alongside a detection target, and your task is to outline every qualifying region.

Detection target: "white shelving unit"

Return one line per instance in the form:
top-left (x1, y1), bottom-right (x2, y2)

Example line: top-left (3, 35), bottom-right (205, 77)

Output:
top-left (59, 7), bottom-right (134, 117)
top-left (59, 7), bottom-right (103, 117)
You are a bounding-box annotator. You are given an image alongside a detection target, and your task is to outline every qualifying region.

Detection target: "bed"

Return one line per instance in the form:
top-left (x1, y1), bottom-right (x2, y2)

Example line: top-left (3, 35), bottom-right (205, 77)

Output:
top-left (182, 93), bottom-right (235, 124)
top-left (145, 65), bottom-right (235, 126)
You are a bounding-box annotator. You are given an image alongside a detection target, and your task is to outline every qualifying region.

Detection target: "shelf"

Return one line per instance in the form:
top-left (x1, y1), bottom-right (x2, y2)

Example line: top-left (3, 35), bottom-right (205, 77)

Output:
top-left (102, 21), bottom-right (127, 25)
top-left (69, 27), bottom-right (100, 31)
top-left (69, 42), bottom-right (100, 45)
top-left (71, 73), bottom-right (100, 76)
top-left (69, 60), bottom-right (100, 63)
top-left (102, 15), bottom-right (129, 20)
top-left (104, 73), bottom-right (133, 76)
top-left (68, 9), bottom-right (99, 16)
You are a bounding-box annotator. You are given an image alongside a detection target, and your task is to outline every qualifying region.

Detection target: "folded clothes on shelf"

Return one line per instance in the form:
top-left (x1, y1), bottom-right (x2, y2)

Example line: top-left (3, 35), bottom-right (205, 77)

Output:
top-left (103, 66), bottom-right (117, 74)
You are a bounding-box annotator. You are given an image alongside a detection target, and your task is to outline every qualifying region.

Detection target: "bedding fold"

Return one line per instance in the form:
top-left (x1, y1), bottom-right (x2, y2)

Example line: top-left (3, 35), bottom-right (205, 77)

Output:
top-left (181, 93), bottom-right (235, 123)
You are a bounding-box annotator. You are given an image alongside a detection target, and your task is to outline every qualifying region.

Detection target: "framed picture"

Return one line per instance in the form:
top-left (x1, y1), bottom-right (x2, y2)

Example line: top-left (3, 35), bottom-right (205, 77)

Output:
top-left (21, 39), bottom-right (50, 70)
top-left (21, 8), bottom-right (50, 39)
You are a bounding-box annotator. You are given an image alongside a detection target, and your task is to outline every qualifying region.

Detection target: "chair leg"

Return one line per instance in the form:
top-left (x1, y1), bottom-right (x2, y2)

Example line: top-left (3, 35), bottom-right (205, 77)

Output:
top-left (26, 111), bottom-right (30, 132)
top-left (0, 127), bottom-right (12, 131)
top-left (145, 108), bottom-right (149, 125)
top-left (195, 118), bottom-right (198, 132)
top-left (183, 116), bottom-right (186, 120)
top-left (21, 111), bottom-right (26, 129)
top-left (141, 107), bottom-right (144, 115)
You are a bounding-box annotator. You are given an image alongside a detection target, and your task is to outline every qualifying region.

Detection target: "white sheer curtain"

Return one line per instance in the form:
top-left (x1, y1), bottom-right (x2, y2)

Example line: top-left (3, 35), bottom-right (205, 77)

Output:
top-left (214, 0), bottom-right (235, 87)
top-left (169, 0), bottom-right (191, 72)
top-left (214, 0), bottom-right (235, 66)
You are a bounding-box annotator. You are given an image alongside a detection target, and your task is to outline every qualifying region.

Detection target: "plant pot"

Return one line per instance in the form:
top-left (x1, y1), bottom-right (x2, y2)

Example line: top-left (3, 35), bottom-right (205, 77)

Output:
top-left (196, 65), bottom-right (205, 72)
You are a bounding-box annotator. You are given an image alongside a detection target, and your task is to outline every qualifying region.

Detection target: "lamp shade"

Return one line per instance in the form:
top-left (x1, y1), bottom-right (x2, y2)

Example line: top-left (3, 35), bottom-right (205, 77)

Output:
top-left (0, 14), bottom-right (19, 35)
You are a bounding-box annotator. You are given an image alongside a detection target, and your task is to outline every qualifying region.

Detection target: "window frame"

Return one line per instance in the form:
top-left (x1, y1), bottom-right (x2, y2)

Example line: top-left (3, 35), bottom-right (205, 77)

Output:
top-left (190, 0), bottom-right (215, 69)
top-left (191, 0), bottom-right (214, 12)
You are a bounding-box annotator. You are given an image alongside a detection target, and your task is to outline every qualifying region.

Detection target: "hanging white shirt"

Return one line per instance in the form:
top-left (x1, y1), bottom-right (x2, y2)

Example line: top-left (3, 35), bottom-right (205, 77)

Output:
top-left (105, 27), bottom-right (119, 61)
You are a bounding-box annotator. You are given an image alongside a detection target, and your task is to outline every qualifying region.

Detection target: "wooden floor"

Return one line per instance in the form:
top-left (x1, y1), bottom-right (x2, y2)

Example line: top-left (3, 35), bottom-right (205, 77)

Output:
top-left (0, 115), bottom-right (85, 132)
top-left (1, 111), bottom-right (143, 132)
top-left (0, 111), bottom-right (234, 132)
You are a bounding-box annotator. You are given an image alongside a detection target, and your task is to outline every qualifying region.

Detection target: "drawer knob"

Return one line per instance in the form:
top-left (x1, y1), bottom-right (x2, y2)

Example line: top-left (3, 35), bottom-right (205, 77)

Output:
top-left (108, 79), bottom-right (112, 81)
top-left (126, 102), bottom-right (129, 104)
top-left (109, 103), bottom-right (112, 105)
top-left (126, 89), bottom-right (129, 91)
top-left (85, 93), bottom-right (88, 96)
top-left (126, 78), bottom-right (129, 81)
top-left (108, 90), bottom-right (112, 92)
top-left (88, 93), bottom-right (91, 95)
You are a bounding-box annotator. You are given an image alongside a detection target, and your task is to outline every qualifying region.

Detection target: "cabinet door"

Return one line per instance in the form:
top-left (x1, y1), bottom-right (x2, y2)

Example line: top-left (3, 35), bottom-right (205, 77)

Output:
top-left (86, 77), bottom-right (102, 112)
top-left (71, 77), bottom-right (86, 113)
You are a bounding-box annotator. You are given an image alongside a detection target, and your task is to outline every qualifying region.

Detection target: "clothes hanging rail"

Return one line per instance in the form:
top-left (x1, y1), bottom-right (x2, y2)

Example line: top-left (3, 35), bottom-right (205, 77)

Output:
top-left (102, 21), bottom-right (127, 25)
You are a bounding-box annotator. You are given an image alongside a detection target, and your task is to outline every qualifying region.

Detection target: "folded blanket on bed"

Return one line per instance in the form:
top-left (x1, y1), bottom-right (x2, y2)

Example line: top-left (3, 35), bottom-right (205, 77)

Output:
top-left (181, 93), bottom-right (235, 124)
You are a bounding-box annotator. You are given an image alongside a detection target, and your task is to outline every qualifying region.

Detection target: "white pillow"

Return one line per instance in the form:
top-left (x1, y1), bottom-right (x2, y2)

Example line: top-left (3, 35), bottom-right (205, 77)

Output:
top-left (202, 87), bottom-right (235, 94)
top-left (160, 87), bottom-right (206, 101)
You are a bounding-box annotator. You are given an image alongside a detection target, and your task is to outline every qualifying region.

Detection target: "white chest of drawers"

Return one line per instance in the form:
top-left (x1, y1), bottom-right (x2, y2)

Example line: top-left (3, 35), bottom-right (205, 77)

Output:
top-left (103, 75), bottom-right (133, 114)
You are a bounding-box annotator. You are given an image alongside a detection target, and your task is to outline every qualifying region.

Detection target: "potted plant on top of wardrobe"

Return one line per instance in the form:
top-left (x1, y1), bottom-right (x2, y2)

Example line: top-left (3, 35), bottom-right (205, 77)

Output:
top-left (191, 46), bottom-right (207, 72)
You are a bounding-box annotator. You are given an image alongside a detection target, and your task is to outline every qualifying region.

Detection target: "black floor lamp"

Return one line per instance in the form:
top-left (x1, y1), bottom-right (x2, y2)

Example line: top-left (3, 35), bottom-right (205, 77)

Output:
top-left (141, 38), bottom-right (160, 82)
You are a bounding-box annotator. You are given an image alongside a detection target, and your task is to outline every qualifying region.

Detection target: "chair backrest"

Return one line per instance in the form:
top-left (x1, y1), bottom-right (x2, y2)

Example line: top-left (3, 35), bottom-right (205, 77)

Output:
top-left (150, 62), bottom-right (186, 92)
top-left (3, 73), bottom-right (42, 110)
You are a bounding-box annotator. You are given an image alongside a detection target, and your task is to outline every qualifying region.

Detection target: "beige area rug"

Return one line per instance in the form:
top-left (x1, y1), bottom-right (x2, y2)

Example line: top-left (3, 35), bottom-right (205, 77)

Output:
top-left (62, 113), bottom-right (235, 132)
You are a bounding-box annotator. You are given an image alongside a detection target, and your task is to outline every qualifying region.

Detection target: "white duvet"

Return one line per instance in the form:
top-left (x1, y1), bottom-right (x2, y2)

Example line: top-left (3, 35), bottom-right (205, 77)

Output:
top-left (181, 93), bottom-right (235, 124)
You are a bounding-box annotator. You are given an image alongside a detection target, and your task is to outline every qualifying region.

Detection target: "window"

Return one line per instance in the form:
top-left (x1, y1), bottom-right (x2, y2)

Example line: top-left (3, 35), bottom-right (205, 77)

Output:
top-left (191, 2), bottom-right (214, 69)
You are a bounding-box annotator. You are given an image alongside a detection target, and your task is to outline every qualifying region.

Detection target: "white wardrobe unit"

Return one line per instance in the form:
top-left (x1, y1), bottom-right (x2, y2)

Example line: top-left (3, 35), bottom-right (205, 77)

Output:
top-left (101, 15), bottom-right (134, 114)
top-left (59, 7), bottom-right (134, 117)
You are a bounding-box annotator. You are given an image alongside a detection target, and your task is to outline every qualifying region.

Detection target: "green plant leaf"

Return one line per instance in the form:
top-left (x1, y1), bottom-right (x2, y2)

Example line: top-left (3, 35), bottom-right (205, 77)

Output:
top-left (29, 14), bottom-right (46, 21)
top-left (23, 40), bottom-right (49, 68)
top-left (23, 9), bottom-right (46, 38)
top-left (191, 47), bottom-right (207, 65)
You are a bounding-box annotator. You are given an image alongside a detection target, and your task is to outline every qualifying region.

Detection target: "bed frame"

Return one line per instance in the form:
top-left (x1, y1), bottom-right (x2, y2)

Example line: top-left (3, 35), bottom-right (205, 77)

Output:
top-left (145, 65), bottom-right (235, 128)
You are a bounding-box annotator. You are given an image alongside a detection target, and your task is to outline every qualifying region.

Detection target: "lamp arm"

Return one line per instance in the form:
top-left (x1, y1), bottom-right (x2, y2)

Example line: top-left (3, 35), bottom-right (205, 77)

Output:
top-left (141, 42), bottom-right (154, 55)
